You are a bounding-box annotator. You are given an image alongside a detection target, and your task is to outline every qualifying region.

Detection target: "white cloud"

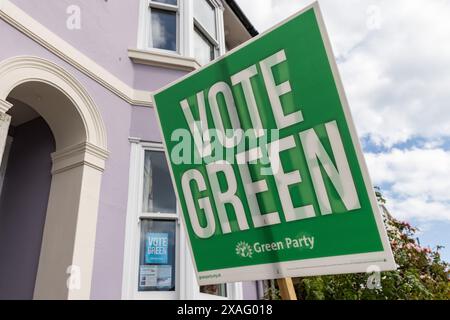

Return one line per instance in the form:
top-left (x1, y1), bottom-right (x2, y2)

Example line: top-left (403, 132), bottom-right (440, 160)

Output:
top-left (237, 0), bottom-right (450, 147)
top-left (366, 148), bottom-right (450, 222)
top-left (236, 0), bottom-right (310, 33)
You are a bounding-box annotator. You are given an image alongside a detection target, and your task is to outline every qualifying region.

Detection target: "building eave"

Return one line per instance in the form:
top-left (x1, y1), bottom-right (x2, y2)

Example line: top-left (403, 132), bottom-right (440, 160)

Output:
top-left (225, 0), bottom-right (259, 37)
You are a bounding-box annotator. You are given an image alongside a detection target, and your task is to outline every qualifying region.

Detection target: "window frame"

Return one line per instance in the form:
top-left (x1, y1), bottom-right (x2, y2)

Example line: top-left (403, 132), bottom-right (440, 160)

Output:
top-left (138, 0), bottom-right (183, 54)
top-left (193, 24), bottom-right (216, 65)
top-left (192, 0), bottom-right (220, 64)
top-left (123, 140), bottom-right (243, 300)
top-left (123, 141), bottom-right (181, 300)
top-left (149, 0), bottom-right (180, 53)
top-left (137, 0), bottom-right (226, 64)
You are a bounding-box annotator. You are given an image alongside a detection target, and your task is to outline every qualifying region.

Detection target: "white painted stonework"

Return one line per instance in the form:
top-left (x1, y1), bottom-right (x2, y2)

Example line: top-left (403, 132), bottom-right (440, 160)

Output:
top-left (0, 111), bottom-right (10, 164)
top-left (0, 107), bottom-right (11, 192)
top-left (0, 56), bottom-right (109, 300)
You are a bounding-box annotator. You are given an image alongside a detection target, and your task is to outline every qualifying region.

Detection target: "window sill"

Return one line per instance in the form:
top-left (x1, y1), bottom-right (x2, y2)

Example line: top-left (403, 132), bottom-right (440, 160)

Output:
top-left (128, 49), bottom-right (201, 72)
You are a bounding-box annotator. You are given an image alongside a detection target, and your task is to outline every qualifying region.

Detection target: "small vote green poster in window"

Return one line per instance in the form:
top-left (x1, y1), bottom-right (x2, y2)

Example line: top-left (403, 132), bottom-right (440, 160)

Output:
top-left (145, 233), bottom-right (169, 265)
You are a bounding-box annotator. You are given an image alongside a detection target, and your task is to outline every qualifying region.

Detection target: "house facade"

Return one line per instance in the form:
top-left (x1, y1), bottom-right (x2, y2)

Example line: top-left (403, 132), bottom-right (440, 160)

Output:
top-left (0, 0), bottom-right (263, 300)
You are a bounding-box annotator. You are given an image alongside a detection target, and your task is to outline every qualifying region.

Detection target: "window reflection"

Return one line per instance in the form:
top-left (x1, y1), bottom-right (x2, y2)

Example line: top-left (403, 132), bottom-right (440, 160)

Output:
top-left (194, 0), bottom-right (217, 38)
top-left (193, 27), bottom-right (215, 65)
top-left (150, 8), bottom-right (177, 51)
top-left (143, 150), bottom-right (176, 213)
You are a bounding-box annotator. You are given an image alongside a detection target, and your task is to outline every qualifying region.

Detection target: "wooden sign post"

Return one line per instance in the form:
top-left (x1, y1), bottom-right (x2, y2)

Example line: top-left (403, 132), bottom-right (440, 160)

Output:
top-left (277, 277), bottom-right (297, 300)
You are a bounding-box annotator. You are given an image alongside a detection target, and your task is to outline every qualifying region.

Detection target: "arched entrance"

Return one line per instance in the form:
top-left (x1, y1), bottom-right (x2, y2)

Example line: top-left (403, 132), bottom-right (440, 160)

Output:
top-left (0, 56), bottom-right (108, 300)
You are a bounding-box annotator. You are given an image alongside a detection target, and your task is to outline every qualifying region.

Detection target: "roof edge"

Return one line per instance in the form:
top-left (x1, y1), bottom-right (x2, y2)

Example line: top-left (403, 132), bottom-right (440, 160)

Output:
top-left (225, 0), bottom-right (259, 37)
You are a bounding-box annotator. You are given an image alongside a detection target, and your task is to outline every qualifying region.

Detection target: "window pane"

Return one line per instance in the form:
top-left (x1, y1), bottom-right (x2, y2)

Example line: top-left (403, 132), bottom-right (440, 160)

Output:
top-left (150, 8), bottom-right (177, 51)
top-left (194, 0), bottom-right (217, 38)
top-left (151, 0), bottom-right (178, 6)
top-left (194, 28), bottom-right (215, 66)
top-left (142, 150), bottom-right (176, 213)
top-left (200, 284), bottom-right (228, 297)
top-left (138, 219), bottom-right (176, 292)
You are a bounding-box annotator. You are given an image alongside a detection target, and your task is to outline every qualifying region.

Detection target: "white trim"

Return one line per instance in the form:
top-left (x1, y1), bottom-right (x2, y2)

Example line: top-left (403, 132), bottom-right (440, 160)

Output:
top-left (51, 142), bottom-right (109, 174)
top-left (0, 56), bottom-right (108, 150)
top-left (0, 106), bottom-right (11, 202)
top-left (0, 55), bottom-right (109, 300)
top-left (194, 18), bottom-right (219, 47)
top-left (216, 5), bottom-right (226, 56)
top-left (128, 48), bottom-right (201, 72)
top-left (149, 1), bottom-right (179, 12)
top-left (0, 0), bottom-right (152, 107)
top-left (151, 1), bottom-right (396, 286)
top-left (0, 110), bottom-right (11, 170)
top-left (0, 135), bottom-right (12, 196)
top-left (122, 140), bottom-right (142, 300)
top-left (0, 98), bottom-right (12, 113)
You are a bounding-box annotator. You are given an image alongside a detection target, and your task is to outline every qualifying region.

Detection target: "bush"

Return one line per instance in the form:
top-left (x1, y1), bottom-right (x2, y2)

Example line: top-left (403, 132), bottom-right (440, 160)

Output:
top-left (268, 188), bottom-right (450, 300)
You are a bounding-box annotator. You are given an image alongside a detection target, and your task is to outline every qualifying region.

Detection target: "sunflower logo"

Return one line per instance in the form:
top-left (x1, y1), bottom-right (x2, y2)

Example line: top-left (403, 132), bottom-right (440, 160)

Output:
top-left (235, 241), bottom-right (253, 258)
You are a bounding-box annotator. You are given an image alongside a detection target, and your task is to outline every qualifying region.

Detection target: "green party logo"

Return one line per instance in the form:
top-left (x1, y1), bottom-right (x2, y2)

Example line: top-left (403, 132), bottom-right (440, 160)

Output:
top-left (235, 241), bottom-right (253, 258)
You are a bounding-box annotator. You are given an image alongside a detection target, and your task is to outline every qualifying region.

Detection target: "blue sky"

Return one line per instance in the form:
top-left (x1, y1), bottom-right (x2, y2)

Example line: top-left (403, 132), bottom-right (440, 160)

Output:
top-left (237, 0), bottom-right (450, 262)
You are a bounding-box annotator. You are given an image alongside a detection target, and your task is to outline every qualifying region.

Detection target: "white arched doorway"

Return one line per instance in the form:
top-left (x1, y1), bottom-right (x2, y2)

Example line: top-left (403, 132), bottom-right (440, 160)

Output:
top-left (0, 56), bottom-right (108, 300)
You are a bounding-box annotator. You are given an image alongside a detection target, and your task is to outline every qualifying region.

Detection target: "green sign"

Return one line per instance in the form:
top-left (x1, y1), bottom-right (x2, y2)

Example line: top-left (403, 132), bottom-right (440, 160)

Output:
top-left (152, 3), bottom-right (396, 285)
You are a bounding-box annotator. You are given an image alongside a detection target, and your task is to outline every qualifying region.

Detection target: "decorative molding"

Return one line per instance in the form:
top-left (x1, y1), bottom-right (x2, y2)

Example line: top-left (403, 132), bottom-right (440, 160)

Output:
top-left (211, 0), bottom-right (226, 11)
top-left (132, 90), bottom-right (153, 108)
top-left (0, 56), bottom-right (109, 150)
top-left (128, 48), bottom-right (201, 72)
top-left (128, 137), bottom-right (142, 144)
top-left (0, 0), bottom-right (153, 107)
top-left (0, 109), bottom-right (11, 176)
top-left (0, 55), bottom-right (114, 301)
top-left (51, 142), bottom-right (109, 175)
top-left (0, 98), bottom-right (12, 113)
top-left (0, 135), bottom-right (12, 196)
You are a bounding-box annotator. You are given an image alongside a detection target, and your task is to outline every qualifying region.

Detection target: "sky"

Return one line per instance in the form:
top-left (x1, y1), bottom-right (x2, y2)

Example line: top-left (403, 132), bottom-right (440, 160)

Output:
top-left (236, 0), bottom-right (450, 262)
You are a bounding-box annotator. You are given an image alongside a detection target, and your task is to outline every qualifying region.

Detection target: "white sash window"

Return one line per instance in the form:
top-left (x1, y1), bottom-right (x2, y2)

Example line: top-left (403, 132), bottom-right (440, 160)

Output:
top-left (138, 0), bottom-right (225, 65)
top-left (123, 140), bottom-right (242, 300)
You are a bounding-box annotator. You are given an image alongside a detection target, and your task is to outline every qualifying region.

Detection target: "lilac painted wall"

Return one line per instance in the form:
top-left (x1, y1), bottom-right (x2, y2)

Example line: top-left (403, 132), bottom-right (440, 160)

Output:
top-left (133, 65), bottom-right (187, 92)
top-left (130, 106), bottom-right (163, 143)
top-left (0, 117), bottom-right (55, 299)
top-left (11, 0), bottom-right (138, 85)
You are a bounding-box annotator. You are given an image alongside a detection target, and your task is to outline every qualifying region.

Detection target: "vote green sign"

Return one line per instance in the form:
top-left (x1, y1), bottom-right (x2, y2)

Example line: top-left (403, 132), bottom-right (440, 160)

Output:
top-left (153, 3), bottom-right (396, 285)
